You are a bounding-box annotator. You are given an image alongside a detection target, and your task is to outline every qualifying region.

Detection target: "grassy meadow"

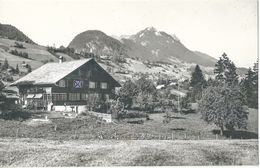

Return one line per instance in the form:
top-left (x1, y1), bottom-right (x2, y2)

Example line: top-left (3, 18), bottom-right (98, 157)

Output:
top-left (0, 108), bottom-right (258, 140)
top-left (0, 138), bottom-right (258, 166)
top-left (0, 108), bottom-right (258, 166)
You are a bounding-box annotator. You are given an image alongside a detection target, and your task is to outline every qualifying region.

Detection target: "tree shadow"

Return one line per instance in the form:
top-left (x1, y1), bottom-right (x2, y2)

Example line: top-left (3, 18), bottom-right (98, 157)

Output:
top-left (170, 128), bottom-right (185, 131)
top-left (212, 129), bottom-right (258, 139)
top-left (0, 110), bottom-right (32, 120)
top-left (30, 111), bottom-right (50, 118)
top-left (181, 109), bottom-right (196, 115)
top-left (169, 116), bottom-right (186, 119)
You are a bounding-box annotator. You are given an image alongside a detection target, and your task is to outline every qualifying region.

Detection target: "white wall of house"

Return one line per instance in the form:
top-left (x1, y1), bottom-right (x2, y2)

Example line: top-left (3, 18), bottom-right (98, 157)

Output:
top-left (52, 105), bottom-right (87, 113)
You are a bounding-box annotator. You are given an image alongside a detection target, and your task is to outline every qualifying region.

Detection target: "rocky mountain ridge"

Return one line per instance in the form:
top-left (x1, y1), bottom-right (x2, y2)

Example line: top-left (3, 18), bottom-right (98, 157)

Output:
top-left (69, 27), bottom-right (217, 67)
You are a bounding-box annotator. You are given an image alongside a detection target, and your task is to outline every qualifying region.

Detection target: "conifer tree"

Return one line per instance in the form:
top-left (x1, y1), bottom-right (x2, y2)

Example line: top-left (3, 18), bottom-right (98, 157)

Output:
top-left (189, 65), bottom-right (206, 101)
top-left (190, 65), bottom-right (206, 87)
top-left (15, 64), bottom-right (19, 74)
top-left (214, 53), bottom-right (238, 86)
top-left (225, 62), bottom-right (238, 85)
top-left (27, 64), bottom-right (32, 73)
top-left (241, 68), bottom-right (258, 108)
top-left (2, 58), bottom-right (9, 70)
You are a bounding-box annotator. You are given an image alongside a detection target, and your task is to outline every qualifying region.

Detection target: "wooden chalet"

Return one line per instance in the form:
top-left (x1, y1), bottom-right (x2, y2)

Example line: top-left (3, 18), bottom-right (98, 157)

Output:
top-left (11, 57), bottom-right (121, 113)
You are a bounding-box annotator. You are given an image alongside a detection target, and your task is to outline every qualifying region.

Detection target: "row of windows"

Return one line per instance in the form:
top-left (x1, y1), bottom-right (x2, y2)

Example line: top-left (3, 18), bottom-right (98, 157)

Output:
top-left (51, 93), bottom-right (109, 101)
top-left (52, 93), bottom-right (67, 101)
top-left (58, 80), bottom-right (108, 89)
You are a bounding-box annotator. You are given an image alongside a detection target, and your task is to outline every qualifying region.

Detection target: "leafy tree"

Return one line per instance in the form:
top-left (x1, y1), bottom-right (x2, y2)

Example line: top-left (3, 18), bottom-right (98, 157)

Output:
top-left (241, 68), bottom-right (258, 108)
top-left (109, 100), bottom-right (125, 120)
top-left (118, 75), bottom-right (157, 111)
top-left (199, 85), bottom-right (248, 135)
top-left (135, 75), bottom-right (157, 96)
top-left (118, 80), bottom-right (138, 109)
top-left (199, 53), bottom-right (248, 135)
top-left (135, 75), bottom-right (157, 111)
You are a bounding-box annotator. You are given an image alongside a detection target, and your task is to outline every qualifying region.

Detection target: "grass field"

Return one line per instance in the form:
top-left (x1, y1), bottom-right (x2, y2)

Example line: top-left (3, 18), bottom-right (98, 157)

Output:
top-left (0, 108), bottom-right (257, 166)
top-left (0, 108), bottom-right (258, 140)
top-left (0, 138), bottom-right (257, 166)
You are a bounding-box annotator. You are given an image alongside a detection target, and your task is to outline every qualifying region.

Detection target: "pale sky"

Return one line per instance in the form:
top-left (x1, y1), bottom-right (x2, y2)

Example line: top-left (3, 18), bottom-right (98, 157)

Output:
top-left (0, 0), bottom-right (258, 68)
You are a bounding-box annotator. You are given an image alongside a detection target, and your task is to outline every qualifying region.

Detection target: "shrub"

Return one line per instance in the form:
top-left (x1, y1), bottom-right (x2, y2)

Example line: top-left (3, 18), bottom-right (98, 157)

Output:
top-left (14, 42), bottom-right (25, 49)
top-left (109, 100), bottom-right (125, 119)
top-left (92, 98), bottom-right (110, 113)
top-left (41, 59), bottom-right (55, 64)
top-left (113, 56), bottom-right (127, 64)
top-left (127, 119), bottom-right (144, 124)
top-left (5, 76), bottom-right (14, 82)
top-left (9, 49), bottom-right (29, 59)
top-left (0, 104), bottom-right (31, 120)
top-left (120, 110), bottom-right (148, 119)
top-left (0, 109), bottom-right (31, 120)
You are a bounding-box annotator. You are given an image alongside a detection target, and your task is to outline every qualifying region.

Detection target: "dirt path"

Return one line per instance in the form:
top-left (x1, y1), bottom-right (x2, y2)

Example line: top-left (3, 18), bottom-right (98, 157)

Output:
top-left (0, 138), bottom-right (258, 166)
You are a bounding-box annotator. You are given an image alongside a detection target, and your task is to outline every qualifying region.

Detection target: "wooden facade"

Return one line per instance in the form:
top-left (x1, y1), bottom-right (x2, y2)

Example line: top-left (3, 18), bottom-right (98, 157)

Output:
top-left (13, 59), bottom-right (120, 112)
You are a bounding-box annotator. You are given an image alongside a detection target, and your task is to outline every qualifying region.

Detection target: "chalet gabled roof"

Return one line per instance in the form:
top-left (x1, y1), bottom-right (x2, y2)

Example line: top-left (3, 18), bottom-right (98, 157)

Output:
top-left (11, 59), bottom-right (92, 86)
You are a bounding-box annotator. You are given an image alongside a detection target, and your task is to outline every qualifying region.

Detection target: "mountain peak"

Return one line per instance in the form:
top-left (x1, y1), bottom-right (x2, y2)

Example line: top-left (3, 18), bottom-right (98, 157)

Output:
top-left (68, 30), bottom-right (127, 57)
top-left (134, 26), bottom-right (164, 39)
top-left (144, 26), bottom-right (157, 32)
top-left (0, 23), bottom-right (35, 44)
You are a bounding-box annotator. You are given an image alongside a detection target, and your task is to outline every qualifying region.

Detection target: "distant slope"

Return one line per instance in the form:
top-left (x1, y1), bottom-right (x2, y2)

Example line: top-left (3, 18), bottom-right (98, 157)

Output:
top-left (68, 30), bottom-right (128, 57)
top-left (237, 67), bottom-right (248, 77)
top-left (0, 48), bottom-right (42, 70)
top-left (0, 38), bottom-right (61, 74)
top-left (0, 38), bottom-right (58, 64)
top-left (0, 23), bottom-right (35, 44)
top-left (193, 51), bottom-right (218, 66)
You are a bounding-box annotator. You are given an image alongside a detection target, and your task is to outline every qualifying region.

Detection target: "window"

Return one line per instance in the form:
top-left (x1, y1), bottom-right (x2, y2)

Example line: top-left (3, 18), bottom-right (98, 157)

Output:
top-left (89, 81), bottom-right (96, 89)
top-left (78, 70), bottom-right (82, 76)
top-left (88, 93), bottom-right (99, 100)
top-left (81, 93), bottom-right (88, 100)
top-left (73, 80), bottom-right (83, 88)
top-left (43, 94), bottom-right (51, 100)
top-left (59, 80), bottom-right (66, 87)
top-left (52, 93), bottom-right (67, 101)
top-left (100, 82), bottom-right (108, 89)
top-left (105, 94), bottom-right (109, 100)
top-left (86, 71), bottom-right (92, 78)
top-left (69, 93), bottom-right (81, 101)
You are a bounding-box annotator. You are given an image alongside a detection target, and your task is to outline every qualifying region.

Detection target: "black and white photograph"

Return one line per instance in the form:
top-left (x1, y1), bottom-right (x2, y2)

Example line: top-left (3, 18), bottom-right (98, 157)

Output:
top-left (0, 0), bottom-right (258, 166)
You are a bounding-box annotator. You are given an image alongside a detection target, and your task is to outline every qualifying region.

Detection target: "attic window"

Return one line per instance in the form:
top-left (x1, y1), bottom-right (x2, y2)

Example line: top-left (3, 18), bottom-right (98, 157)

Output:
top-left (59, 80), bottom-right (66, 87)
top-left (78, 70), bottom-right (82, 77)
top-left (86, 71), bottom-right (92, 78)
top-left (89, 81), bottom-right (96, 89)
top-left (101, 82), bottom-right (108, 89)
